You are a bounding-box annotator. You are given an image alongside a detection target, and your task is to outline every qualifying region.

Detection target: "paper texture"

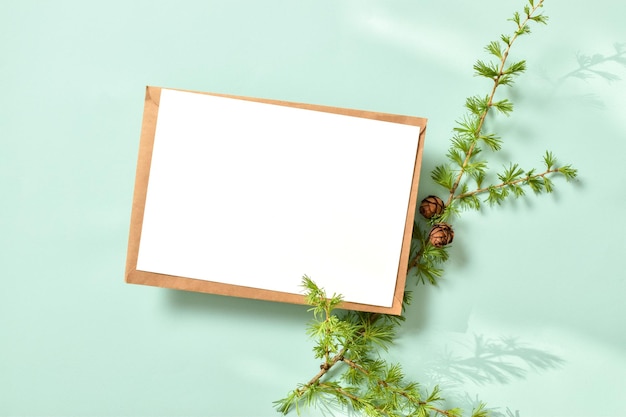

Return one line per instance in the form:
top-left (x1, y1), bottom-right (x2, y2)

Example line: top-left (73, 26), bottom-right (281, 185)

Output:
top-left (135, 88), bottom-right (420, 308)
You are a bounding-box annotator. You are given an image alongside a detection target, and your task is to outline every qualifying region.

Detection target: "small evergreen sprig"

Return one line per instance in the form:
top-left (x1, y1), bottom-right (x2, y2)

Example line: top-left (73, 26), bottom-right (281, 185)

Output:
top-left (275, 277), bottom-right (488, 417)
top-left (276, 1), bottom-right (577, 415)
top-left (414, 0), bottom-right (576, 283)
top-left (433, 0), bottom-right (575, 216)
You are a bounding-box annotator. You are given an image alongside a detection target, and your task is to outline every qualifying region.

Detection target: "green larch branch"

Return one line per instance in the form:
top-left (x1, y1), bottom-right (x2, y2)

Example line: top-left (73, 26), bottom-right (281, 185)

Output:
top-left (300, 349), bottom-right (347, 391)
top-left (454, 167), bottom-right (558, 200)
top-left (446, 0), bottom-right (545, 206)
top-left (341, 357), bottom-right (455, 417)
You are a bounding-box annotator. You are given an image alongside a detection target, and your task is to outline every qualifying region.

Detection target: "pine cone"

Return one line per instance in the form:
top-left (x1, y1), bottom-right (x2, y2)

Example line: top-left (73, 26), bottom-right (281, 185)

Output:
top-left (428, 223), bottom-right (454, 247)
top-left (419, 195), bottom-right (445, 219)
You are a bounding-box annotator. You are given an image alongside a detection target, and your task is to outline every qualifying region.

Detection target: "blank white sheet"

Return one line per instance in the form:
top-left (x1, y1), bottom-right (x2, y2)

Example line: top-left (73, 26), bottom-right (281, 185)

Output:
top-left (136, 89), bottom-right (420, 307)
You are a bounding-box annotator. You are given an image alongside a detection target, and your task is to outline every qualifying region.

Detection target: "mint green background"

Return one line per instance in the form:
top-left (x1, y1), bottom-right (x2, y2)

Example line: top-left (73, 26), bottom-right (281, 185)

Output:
top-left (2, 1), bottom-right (625, 416)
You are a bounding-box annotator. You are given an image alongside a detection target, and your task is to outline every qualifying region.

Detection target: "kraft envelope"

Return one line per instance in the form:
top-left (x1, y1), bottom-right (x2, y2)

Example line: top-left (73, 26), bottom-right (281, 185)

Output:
top-left (125, 86), bottom-right (427, 315)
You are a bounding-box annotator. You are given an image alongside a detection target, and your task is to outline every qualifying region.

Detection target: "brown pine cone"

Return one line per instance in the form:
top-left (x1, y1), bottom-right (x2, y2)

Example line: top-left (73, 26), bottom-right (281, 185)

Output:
top-left (428, 223), bottom-right (454, 247)
top-left (419, 195), bottom-right (445, 219)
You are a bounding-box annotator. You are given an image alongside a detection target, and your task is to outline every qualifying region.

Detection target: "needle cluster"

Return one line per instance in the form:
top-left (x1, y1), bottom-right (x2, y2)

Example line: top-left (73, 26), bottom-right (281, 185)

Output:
top-left (275, 278), bottom-right (486, 417)
top-left (276, 1), bottom-right (577, 416)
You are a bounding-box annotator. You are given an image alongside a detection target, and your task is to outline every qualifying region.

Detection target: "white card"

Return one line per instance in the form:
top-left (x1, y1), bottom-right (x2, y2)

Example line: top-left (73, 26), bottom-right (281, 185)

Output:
top-left (136, 89), bottom-right (420, 307)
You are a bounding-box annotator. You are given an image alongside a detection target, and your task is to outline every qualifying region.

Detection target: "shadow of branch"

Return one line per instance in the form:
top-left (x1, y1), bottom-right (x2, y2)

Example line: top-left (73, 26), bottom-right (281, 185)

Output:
top-left (558, 42), bottom-right (626, 84)
top-left (427, 334), bottom-right (565, 387)
top-left (407, 334), bottom-right (566, 416)
top-left (541, 42), bottom-right (626, 110)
